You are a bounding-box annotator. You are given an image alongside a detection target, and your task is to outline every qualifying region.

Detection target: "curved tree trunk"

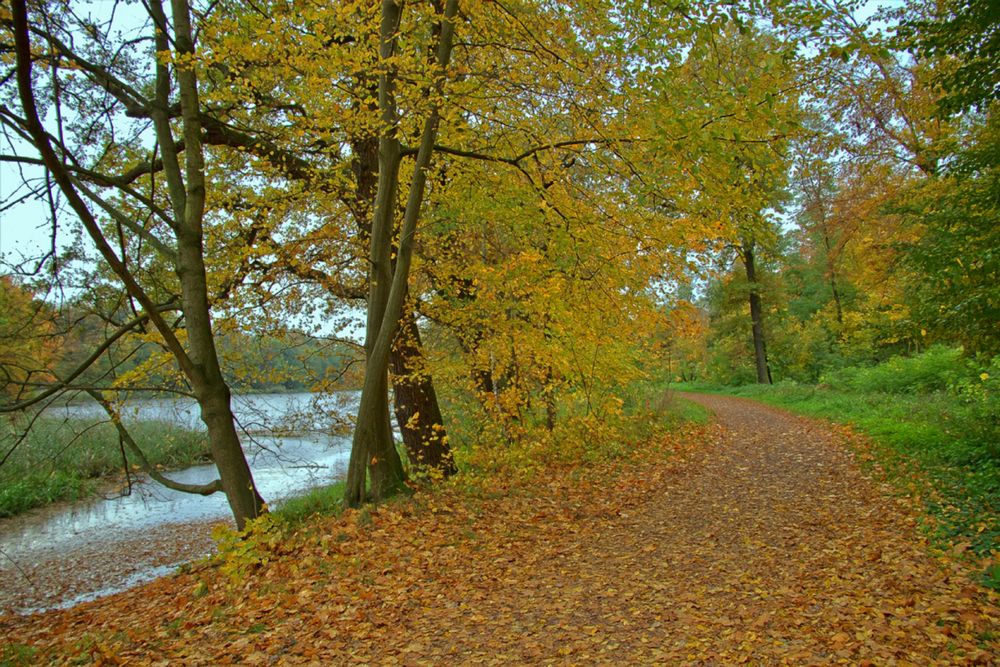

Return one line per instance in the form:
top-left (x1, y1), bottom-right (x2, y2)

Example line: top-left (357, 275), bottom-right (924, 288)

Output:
top-left (157, 0), bottom-right (264, 527)
top-left (351, 128), bottom-right (454, 480)
top-left (177, 232), bottom-right (265, 526)
top-left (346, 359), bottom-right (404, 505)
top-left (344, 0), bottom-right (408, 507)
top-left (345, 0), bottom-right (459, 507)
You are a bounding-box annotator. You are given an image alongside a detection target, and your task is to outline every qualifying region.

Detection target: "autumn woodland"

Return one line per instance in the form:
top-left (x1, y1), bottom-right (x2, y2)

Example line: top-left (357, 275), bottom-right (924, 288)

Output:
top-left (0, 0), bottom-right (998, 663)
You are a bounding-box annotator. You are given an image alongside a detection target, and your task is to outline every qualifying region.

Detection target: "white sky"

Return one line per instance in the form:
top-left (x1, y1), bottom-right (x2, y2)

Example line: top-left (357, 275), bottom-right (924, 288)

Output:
top-left (0, 164), bottom-right (54, 263)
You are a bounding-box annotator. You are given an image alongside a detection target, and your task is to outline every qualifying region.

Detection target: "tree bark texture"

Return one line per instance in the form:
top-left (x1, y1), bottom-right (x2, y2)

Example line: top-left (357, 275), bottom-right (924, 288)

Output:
top-left (742, 243), bottom-right (772, 385)
top-left (153, 0), bottom-right (265, 527)
top-left (345, 0), bottom-right (410, 507)
top-left (345, 0), bottom-right (460, 507)
top-left (351, 131), bottom-right (454, 480)
top-left (176, 233), bottom-right (266, 526)
top-left (390, 309), bottom-right (456, 476)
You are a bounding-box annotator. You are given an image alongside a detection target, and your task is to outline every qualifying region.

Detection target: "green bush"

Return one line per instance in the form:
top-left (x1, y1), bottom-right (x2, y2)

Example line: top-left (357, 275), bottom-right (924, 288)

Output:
top-left (816, 347), bottom-right (999, 463)
top-left (949, 354), bottom-right (1000, 459)
top-left (273, 482), bottom-right (346, 526)
top-left (820, 346), bottom-right (968, 394)
top-left (0, 642), bottom-right (38, 667)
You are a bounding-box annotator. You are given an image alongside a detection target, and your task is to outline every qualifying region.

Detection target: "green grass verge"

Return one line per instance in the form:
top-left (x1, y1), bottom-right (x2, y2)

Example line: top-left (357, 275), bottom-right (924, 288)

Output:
top-left (273, 481), bottom-right (347, 526)
top-left (673, 379), bottom-right (1000, 587)
top-left (659, 394), bottom-right (712, 427)
top-left (0, 416), bottom-right (210, 518)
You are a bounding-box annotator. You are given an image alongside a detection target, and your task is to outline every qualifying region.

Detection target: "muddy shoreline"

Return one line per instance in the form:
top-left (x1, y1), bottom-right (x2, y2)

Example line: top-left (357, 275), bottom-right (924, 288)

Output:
top-left (0, 518), bottom-right (224, 615)
top-left (0, 392), bottom-right (355, 616)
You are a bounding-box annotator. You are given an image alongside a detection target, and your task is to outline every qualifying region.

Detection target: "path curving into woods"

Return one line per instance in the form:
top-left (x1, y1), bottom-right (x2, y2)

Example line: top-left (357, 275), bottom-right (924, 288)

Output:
top-left (2, 394), bottom-right (998, 663)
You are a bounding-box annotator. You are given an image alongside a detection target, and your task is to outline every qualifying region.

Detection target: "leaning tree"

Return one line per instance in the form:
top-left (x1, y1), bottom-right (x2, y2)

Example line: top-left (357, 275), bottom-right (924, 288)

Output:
top-left (3, 0), bottom-right (265, 527)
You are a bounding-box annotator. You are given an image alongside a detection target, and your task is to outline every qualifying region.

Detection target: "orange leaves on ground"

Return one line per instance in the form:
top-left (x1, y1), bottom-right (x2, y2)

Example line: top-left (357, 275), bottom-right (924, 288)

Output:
top-left (2, 399), bottom-right (999, 664)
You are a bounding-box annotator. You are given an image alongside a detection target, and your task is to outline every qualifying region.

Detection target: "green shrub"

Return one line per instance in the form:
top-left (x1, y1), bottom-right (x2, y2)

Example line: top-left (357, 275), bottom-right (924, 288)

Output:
top-left (0, 471), bottom-right (93, 518)
top-left (949, 355), bottom-right (1000, 459)
top-left (821, 345), bottom-right (967, 394)
top-left (274, 482), bottom-right (346, 526)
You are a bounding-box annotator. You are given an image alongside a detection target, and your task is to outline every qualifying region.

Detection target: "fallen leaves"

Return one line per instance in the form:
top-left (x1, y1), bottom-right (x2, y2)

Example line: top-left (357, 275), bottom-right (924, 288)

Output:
top-left (1, 397), bottom-right (999, 664)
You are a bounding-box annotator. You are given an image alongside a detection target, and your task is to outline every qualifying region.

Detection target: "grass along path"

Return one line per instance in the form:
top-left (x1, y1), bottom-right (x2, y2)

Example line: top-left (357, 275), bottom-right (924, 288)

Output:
top-left (2, 395), bottom-right (998, 664)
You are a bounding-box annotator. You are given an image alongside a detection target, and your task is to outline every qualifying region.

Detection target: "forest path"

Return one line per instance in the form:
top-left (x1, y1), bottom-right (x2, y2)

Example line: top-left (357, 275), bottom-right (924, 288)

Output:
top-left (407, 393), bottom-right (998, 664)
top-left (2, 394), bottom-right (998, 664)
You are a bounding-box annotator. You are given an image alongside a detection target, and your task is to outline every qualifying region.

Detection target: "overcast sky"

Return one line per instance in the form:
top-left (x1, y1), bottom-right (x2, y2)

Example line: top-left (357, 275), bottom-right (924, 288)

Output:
top-left (0, 163), bottom-right (55, 266)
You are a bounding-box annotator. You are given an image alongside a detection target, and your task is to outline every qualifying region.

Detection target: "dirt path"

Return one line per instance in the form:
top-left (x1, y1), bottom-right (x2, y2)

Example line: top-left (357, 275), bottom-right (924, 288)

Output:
top-left (408, 394), bottom-right (999, 663)
top-left (2, 394), bottom-right (998, 664)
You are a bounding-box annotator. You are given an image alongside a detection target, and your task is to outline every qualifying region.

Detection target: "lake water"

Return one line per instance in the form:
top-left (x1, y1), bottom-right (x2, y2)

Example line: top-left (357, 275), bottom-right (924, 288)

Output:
top-left (0, 391), bottom-right (359, 612)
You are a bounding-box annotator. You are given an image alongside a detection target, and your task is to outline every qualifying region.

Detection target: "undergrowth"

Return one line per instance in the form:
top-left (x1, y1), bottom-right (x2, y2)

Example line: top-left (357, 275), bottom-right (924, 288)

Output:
top-left (443, 372), bottom-right (710, 485)
top-left (273, 481), bottom-right (347, 527)
top-left (0, 641), bottom-right (37, 667)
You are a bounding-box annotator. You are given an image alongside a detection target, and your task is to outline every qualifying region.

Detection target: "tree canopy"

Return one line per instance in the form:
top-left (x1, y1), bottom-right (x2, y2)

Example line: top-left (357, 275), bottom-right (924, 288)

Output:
top-left (0, 0), bottom-right (995, 518)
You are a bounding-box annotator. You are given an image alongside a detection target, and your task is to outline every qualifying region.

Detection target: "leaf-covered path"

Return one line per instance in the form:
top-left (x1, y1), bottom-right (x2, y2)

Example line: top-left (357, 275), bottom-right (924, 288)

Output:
top-left (3, 394), bottom-right (998, 664)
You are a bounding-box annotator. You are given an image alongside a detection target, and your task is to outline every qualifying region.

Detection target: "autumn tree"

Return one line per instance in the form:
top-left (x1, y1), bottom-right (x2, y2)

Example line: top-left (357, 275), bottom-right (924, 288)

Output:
top-left (338, 0), bottom-right (459, 505)
top-left (893, 133), bottom-right (1000, 356)
top-left (0, 276), bottom-right (57, 398)
top-left (654, 25), bottom-right (800, 384)
top-left (779, 0), bottom-right (998, 360)
top-left (891, 0), bottom-right (1000, 356)
top-left (184, 0), bottom-right (459, 480)
top-left (903, 0), bottom-right (1000, 115)
top-left (901, 0), bottom-right (999, 355)
top-left (2, 0), bottom-right (265, 527)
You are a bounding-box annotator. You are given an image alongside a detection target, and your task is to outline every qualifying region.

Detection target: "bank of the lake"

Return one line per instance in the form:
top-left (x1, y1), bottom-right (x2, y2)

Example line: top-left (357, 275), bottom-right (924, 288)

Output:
top-left (0, 392), bottom-right (357, 613)
top-left (0, 417), bottom-right (209, 518)
top-left (0, 391), bottom-right (357, 518)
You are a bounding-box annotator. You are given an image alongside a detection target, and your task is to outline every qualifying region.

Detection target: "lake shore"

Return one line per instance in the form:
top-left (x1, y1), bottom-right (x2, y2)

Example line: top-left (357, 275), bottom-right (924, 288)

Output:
top-left (0, 392), bottom-right (357, 613)
top-left (0, 517), bottom-right (223, 615)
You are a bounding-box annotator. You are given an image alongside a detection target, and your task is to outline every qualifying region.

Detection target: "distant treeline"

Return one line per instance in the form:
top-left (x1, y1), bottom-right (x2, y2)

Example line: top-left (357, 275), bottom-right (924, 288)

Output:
top-left (45, 303), bottom-right (363, 397)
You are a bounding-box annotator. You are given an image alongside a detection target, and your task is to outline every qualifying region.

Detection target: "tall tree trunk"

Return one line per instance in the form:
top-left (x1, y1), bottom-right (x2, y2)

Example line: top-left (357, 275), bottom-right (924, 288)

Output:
top-left (821, 230), bottom-right (845, 326)
top-left (349, 359), bottom-right (402, 503)
top-left (158, 0), bottom-right (264, 527)
top-left (348, 0), bottom-right (460, 506)
top-left (343, 0), bottom-right (407, 506)
top-left (344, 73), bottom-right (407, 506)
top-left (742, 242), bottom-right (772, 385)
top-left (351, 128), bottom-right (454, 478)
top-left (176, 231), bottom-right (265, 526)
top-left (390, 308), bottom-right (456, 477)
top-left (11, 0), bottom-right (264, 529)
top-left (543, 366), bottom-right (557, 431)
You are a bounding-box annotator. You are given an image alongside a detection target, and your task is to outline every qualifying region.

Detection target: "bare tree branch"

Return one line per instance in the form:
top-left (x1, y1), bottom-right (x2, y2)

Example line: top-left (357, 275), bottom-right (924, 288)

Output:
top-left (0, 303), bottom-right (178, 414)
top-left (84, 389), bottom-right (223, 496)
